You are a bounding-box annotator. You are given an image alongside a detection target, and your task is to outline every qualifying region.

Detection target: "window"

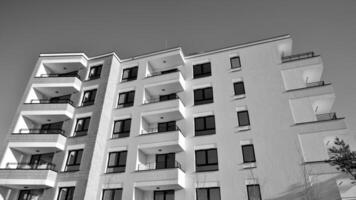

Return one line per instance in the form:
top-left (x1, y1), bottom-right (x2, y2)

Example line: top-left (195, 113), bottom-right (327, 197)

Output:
top-left (74, 117), bottom-right (90, 136)
top-left (18, 190), bottom-right (42, 200)
top-left (122, 66), bottom-right (138, 82)
top-left (195, 115), bottom-right (215, 136)
top-left (196, 187), bottom-right (221, 200)
top-left (194, 87), bottom-right (213, 105)
top-left (65, 149), bottom-right (83, 171)
top-left (230, 56), bottom-right (241, 69)
top-left (156, 153), bottom-right (175, 169)
top-left (117, 91), bottom-right (135, 108)
top-left (88, 65), bottom-right (102, 80)
top-left (102, 188), bottom-right (122, 200)
top-left (195, 149), bottom-right (218, 172)
top-left (234, 81), bottom-right (245, 96)
top-left (154, 190), bottom-right (174, 200)
top-left (242, 144), bottom-right (256, 163)
top-left (113, 119), bottom-right (131, 138)
top-left (158, 121), bottom-right (176, 132)
top-left (237, 110), bottom-right (250, 127)
top-left (82, 89), bottom-right (97, 106)
top-left (247, 184), bottom-right (262, 200)
top-left (57, 187), bottom-right (75, 200)
top-left (159, 93), bottom-right (177, 102)
top-left (107, 151), bottom-right (127, 173)
top-left (193, 62), bottom-right (211, 78)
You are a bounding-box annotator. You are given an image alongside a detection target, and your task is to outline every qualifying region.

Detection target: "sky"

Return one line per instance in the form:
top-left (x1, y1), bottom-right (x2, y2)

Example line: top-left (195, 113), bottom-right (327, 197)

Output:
top-left (0, 0), bottom-right (356, 134)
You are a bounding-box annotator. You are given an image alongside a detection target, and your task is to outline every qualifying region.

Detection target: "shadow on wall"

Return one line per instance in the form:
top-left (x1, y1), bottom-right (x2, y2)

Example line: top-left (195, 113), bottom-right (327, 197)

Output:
top-left (266, 174), bottom-right (344, 200)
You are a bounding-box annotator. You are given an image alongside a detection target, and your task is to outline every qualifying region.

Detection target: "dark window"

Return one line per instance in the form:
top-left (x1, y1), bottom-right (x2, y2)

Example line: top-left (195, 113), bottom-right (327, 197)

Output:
top-left (195, 149), bottom-right (218, 172)
top-left (154, 190), bottom-right (174, 200)
top-left (107, 151), bottom-right (127, 173)
top-left (117, 91), bottom-right (135, 108)
top-left (18, 190), bottom-right (42, 200)
top-left (82, 89), bottom-right (97, 106)
top-left (102, 188), bottom-right (122, 200)
top-left (195, 115), bottom-right (215, 136)
top-left (57, 187), bottom-right (75, 200)
top-left (40, 121), bottom-right (63, 134)
top-left (242, 144), bottom-right (256, 163)
top-left (230, 56), bottom-right (241, 69)
top-left (65, 149), bottom-right (83, 172)
top-left (158, 121), bottom-right (176, 132)
top-left (29, 153), bottom-right (53, 168)
top-left (234, 82), bottom-right (245, 96)
top-left (193, 63), bottom-right (211, 78)
top-left (49, 94), bottom-right (71, 104)
top-left (88, 65), bottom-right (102, 80)
top-left (113, 119), bottom-right (131, 138)
top-left (194, 87), bottom-right (213, 105)
top-left (156, 153), bottom-right (175, 169)
top-left (74, 117), bottom-right (90, 136)
top-left (237, 110), bottom-right (250, 126)
top-left (122, 66), bottom-right (138, 82)
top-left (247, 184), bottom-right (262, 200)
top-left (159, 93), bottom-right (177, 102)
top-left (196, 187), bottom-right (221, 200)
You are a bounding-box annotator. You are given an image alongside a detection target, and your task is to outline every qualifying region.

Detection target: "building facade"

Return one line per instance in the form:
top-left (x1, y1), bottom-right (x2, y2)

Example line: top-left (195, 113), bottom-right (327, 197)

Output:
top-left (0, 35), bottom-right (354, 200)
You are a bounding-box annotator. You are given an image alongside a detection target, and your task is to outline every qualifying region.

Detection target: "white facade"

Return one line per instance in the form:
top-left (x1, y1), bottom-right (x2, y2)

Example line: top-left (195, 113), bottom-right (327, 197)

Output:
top-left (0, 35), bottom-right (354, 200)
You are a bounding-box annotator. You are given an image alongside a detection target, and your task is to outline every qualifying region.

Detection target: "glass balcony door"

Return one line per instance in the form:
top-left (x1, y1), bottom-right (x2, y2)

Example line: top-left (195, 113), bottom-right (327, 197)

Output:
top-left (156, 153), bottom-right (175, 169)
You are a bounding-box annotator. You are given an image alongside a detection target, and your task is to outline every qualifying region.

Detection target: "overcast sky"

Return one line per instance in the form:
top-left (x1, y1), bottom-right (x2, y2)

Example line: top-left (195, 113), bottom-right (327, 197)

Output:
top-left (0, 0), bottom-right (355, 133)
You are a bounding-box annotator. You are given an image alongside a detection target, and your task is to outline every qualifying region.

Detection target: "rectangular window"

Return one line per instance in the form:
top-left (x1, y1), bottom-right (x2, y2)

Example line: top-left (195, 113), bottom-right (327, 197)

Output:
top-left (193, 62), bottom-right (211, 78)
top-left (57, 187), bottom-right (75, 200)
top-left (65, 149), bottom-right (83, 172)
top-left (157, 121), bottom-right (176, 132)
top-left (88, 65), bottom-right (102, 80)
top-left (159, 93), bottom-right (177, 102)
top-left (18, 190), bottom-right (42, 200)
top-left (122, 66), bottom-right (138, 82)
top-left (196, 187), bottom-right (221, 200)
top-left (117, 91), bottom-right (135, 108)
top-left (247, 184), bottom-right (262, 200)
top-left (154, 190), bottom-right (174, 200)
top-left (242, 144), bottom-right (256, 163)
top-left (234, 81), bottom-right (245, 96)
top-left (40, 121), bottom-right (64, 134)
top-left (74, 117), bottom-right (90, 136)
top-left (113, 119), bottom-right (131, 138)
top-left (195, 149), bottom-right (218, 172)
top-left (230, 56), bottom-right (241, 69)
top-left (156, 153), bottom-right (175, 169)
top-left (107, 151), bottom-right (127, 173)
top-left (82, 89), bottom-right (97, 106)
top-left (195, 115), bottom-right (215, 136)
top-left (194, 87), bottom-right (213, 105)
top-left (237, 110), bottom-right (250, 127)
top-left (102, 188), bottom-right (122, 200)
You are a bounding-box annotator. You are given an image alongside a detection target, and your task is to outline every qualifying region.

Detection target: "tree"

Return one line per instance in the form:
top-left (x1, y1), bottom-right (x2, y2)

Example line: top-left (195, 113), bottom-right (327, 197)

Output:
top-left (327, 137), bottom-right (356, 179)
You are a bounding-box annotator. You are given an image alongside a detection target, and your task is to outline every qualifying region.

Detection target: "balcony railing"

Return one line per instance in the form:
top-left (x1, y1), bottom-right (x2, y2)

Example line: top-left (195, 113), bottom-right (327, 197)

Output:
top-left (146, 68), bottom-right (179, 78)
top-left (287, 81), bottom-right (327, 92)
top-left (143, 95), bottom-right (180, 105)
top-left (5, 162), bottom-right (56, 171)
top-left (13, 129), bottom-right (65, 136)
top-left (36, 73), bottom-right (81, 79)
top-left (316, 112), bottom-right (337, 121)
top-left (282, 52), bottom-right (316, 63)
top-left (141, 125), bottom-right (182, 135)
top-left (27, 99), bottom-right (74, 105)
top-left (136, 161), bottom-right (183, 172)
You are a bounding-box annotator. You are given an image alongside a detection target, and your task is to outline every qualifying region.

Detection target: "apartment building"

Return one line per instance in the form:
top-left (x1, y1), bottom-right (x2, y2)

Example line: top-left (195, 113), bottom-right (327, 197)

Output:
top-left (0, 34), bottom-right (354, 200)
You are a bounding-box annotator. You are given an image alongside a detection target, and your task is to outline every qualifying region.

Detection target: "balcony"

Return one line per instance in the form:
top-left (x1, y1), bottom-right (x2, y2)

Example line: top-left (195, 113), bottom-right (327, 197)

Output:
top-left (33, 73), bottom-right (82, 93)
top-left (285, 82), bottom-right (333, 99)
top-left (0, 162), bottom-right (57, 189)
top-left (22, 99), bottom-right (75, 121)
top-left (9, 130), bottom-right (67, 154)
top-left (137, 127), bottom-right (185, 154)
top-left (141, 97), bottom-right (185, 124)
top-left (282, 52), bottom-right (317, 63)
top-left (144, 70), bottom-right (185, 95)
top-left (134, 162), bottom-right (185, 191)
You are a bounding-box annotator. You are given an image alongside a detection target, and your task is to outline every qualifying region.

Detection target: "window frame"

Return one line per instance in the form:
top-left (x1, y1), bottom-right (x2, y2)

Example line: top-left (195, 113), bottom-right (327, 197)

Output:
top-left (194, 115), bottom-right (216, 136)
top-left (106, 151), bottom-right (127, 173)
top-left (154, 190), bottom-right (174, 200)
top-left (73, 117), bottom-right (91, 136)
top-left (57, 187), bottom-right (75, 200)
top-left (112, 119), bottom-right (131, 138)
top-left (242, 144), bottom-right (256, 163)
top-left (157, 121), bottom-right (176, 132)
top-left (193, 62), bottom-right (212, 79)
top-left (246, 184), bottom-right (262, 200)
top-left (121, 66), bottom-right (138, 82)
top-left (195, 148), bottom-right (219, 172)
top-left (237, 110), bottom-right (250, 127)
top-left (64, 149), bottom-right (83, 172)
top-left (196, 187), bottom-right (221, 200)
top-left (117, 90), bottom-right (135, 108)
top-left (88, 64), bottom-right (102, 80)
top-left (230, 56), bottom-right (241, 69)
top-left (194, 87), bottom-right (214, 105)
top-left (233, 81), bottom-right (245, 96)
top-left (81, 89), bottom-right (97, 106)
